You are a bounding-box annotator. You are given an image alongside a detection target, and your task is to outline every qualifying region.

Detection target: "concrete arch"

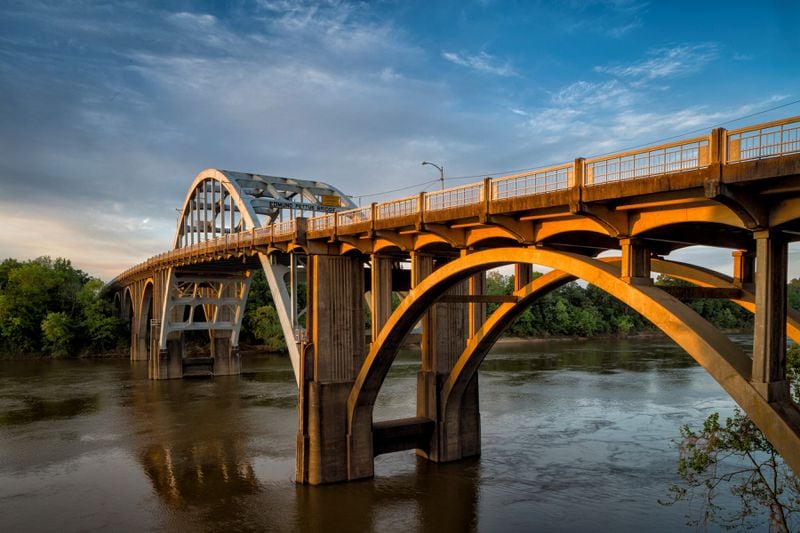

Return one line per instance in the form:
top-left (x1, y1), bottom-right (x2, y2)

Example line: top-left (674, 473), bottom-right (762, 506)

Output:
top-left (465, 231), bottom-right (522, 249)
top-left (630, 204), bottom-right (746, 236)
top-left (651, 258), bottom-right (800, 342)
top-left (441, 257), bottom-right (800, 462)
top-left (348, 247), bottom-right (800, 477)
top-left (771, 197), bottom-right (800, 229)
top-left (535, 217), bottom-right (612, 242)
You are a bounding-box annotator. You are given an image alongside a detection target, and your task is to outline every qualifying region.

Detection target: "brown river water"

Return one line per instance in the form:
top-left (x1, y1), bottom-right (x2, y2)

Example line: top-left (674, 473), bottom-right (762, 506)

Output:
top-left (0, 336), bottom-right (750, 532)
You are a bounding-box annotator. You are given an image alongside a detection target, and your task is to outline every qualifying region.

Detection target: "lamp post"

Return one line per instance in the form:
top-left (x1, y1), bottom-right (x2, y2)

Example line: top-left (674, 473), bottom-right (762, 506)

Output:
top-left (421, 161), bottom-right (445, 190)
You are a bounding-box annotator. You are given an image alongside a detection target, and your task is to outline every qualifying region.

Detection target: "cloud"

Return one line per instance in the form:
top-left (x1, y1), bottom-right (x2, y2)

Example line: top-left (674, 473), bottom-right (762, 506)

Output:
top-left (558, 0), bottom-right (646, 38)
top-left (441, 51), bottom-right (517, 77)
top-left (551, 80), bottom-right (635, 108)
top-left (594, 43), bottom-right (719, 81)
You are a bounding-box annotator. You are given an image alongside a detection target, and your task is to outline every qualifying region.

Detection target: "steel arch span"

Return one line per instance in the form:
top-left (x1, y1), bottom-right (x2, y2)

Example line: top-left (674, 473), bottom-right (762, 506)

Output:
top-left (346, 247), bottom-right (800, 479)
top-left (153, 168), bottom-right (356, 382)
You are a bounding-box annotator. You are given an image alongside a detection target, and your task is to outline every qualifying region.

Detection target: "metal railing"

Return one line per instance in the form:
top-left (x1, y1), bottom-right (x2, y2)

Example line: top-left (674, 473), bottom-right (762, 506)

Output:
top-left (309, 213), bottom-right (334, 232)
top-left (337, 206), bottom-right (371, 228)
top-left (273, 219), bottom-right (295, 237)
top-left (727, 117), bottom-right (800, 162)
top-left (424, 182), bottom-right (483, 212)
top-left (492, 163), bottom-right (574, 199)
top-left (585, 137), bottom-right (709, 185)
top-left (376, 195), bottom-right (418, 220)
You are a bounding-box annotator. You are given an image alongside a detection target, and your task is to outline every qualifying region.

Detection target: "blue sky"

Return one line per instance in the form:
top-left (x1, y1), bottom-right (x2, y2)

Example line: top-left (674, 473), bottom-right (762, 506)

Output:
top-left (0, 0), bottom-right (798, 279)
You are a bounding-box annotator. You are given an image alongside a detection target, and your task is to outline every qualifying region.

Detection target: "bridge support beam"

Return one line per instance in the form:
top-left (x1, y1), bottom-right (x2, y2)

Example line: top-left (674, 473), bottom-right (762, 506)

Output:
top-left (210, 331), bottom-right (241, 376)
top-left (296, 254), bottom-right (365, 484)
top-left (620, 238), bottom-right (652, 285)
top-left (150, 330), bottom-right (184, 380)
top-left (414, 252), bottom-right (480, 464)
top-left (129, 280), bottom-right (153, 362)
top-left (732, 250), bottom-right (755, 291)
top-left (370, 254), bottom-right (393, 344)
top-left (751, 230), bottom-right (790, 402)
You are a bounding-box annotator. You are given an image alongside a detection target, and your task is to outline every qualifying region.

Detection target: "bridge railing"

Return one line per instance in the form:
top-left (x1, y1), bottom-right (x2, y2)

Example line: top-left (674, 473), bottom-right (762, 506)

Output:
top-left (111, 115), bottom-right (800, 287)
top-left (584, 136), bottom-right (709, 185)
top-left (309, 213), bottom-right (334, 233)
top-left (337, 206), bottom-right (372, 228)
top-left (491, 163), bottom-right (574, 199)
top-left (376, 195), bottom-right (418, 219)
top-left (424, 182), bottom-right (484, 212)
top-left (726, 116), bottom-right (800, 162)
top-left (273, 219), bottom-right (296, 239)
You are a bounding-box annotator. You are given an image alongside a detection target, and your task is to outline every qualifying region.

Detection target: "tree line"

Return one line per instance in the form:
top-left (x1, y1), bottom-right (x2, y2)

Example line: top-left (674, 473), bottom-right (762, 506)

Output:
top-left (483, 270), bottom-right (776, 338)
top-left (0, 257), bottom-right (125, 357)
top-left (2, 256), bottom-right (799, 357)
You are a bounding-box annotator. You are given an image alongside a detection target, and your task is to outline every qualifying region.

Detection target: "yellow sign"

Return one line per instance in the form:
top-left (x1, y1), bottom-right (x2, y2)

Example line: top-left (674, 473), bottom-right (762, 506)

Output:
top-left (321, 195), bottom-right (341, 207)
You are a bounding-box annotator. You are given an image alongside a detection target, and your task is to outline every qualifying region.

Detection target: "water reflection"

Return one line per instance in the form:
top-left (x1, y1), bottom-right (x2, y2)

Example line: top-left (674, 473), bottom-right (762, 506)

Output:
top-left (0, 395), bottom-right (99, 426)
top-left (128, 377), bottom-right (264, 508)
top-left (294, 456), bottom-right (479, 532)
top-left (0, 338), bottom-right (750, 532)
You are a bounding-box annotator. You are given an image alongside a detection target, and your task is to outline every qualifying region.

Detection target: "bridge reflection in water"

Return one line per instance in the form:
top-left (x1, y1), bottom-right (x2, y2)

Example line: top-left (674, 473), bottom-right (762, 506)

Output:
top-left (110, 116), bottom-right (800, 483)
top-left (127, 359), bottom-right (478, 531)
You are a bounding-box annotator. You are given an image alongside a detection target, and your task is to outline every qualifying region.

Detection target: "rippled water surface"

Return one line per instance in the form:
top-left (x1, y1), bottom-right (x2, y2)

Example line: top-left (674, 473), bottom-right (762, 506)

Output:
top-left (0, 336), bottom-right (749, 532)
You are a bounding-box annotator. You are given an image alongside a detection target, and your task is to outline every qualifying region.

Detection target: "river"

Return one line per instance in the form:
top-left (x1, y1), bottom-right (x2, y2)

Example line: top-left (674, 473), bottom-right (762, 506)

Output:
top-left (0, 336), bottom-right (751, 532)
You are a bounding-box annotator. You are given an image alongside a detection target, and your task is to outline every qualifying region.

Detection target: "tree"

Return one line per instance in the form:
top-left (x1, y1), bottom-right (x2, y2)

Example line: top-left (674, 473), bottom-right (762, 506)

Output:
top-left (664, 344), bottom-right (800, 531)
top-left (0, 257), bottom-right (126, 356)
top-left (246, 304), bottom-right (287, 352)
top-left (41, 311), bottom-right (74, 357)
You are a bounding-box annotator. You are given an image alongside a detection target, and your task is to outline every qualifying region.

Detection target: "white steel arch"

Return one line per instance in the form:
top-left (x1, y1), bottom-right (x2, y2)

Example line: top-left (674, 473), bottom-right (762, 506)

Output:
top-left (162, 168), bottom-right (356, 384)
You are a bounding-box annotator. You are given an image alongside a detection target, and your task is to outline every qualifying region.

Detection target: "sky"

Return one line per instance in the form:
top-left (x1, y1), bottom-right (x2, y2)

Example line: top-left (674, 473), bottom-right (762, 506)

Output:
top-left (1, 0), bottom-right (799, 281)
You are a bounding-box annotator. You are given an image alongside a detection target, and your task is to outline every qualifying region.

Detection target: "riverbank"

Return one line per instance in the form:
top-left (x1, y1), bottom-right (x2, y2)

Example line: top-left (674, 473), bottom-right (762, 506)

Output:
top-left (1, 330), bottom-right (756, 360)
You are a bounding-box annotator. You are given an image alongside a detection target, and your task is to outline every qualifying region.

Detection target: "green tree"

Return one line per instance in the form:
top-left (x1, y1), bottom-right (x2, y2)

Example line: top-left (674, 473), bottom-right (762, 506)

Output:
top-left (77, 279), bottom-right (125, 351)
top-left (665, 344), bottom-right (800, 531)
top-left (0, 257), bottom-right (126, 356)
top-left (41, 311), bottom-right (74, 357)
top-left (247, 304), bottom-right (287, 352)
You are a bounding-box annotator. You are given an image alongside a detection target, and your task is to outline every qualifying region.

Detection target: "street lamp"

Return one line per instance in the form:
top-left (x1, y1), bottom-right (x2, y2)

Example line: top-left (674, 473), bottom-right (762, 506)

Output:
top-left (421, 161), bottom-right (445, 190)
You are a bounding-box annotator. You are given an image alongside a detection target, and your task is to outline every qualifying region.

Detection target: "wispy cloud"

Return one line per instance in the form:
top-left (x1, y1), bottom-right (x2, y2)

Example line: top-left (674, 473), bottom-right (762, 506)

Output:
top-left (441, 51), bottom-right (517, 77)
top-left (560, 0), bottom-right (647, 38)
top-left (551, 80), bottom-right (635, 108)
top-left (595, 43), bottom-right (719, 81)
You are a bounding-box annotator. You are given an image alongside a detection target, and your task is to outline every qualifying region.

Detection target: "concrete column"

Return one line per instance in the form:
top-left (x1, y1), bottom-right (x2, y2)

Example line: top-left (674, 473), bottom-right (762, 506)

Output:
top-left (131, 282), bottom-right (151, 361)
top-left (620, 238), bottom-right (652, 285)
top-left (296, 254), bottom-right (365, 484)
top-left (150, 329), bottom-right (184, 380)
top-left (211, 333), bottom-right (241, 376)
top-left (414, 252), bottom-right (475, 463)
top-left (370, 254), bottom-right (393, 343)
top-left (752, 230), bottom-right (790, 402)
top-left (466, 249), bottom-right (486, 338)
top-left (515, 263), bottom-right (532, 292)
top-left (732, 250), bottom-right (755, 291)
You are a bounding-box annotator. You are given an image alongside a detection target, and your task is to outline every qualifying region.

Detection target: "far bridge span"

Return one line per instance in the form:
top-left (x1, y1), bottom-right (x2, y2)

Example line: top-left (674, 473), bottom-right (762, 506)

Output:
top-left (109, 116), bottom-right (800, 484)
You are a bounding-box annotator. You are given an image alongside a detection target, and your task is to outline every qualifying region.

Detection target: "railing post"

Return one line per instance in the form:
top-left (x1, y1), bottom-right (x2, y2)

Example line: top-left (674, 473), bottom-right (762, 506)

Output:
top-left (418, 192), bottom-right (426, 225)
top-left (570, 158), bottom-right (585, 212)
top-left (573, 157), bottom-right (585, 188)
top-left (709, 127), bottom-right (726, 166)
top-left (483, 177), bottom-right (492, 218)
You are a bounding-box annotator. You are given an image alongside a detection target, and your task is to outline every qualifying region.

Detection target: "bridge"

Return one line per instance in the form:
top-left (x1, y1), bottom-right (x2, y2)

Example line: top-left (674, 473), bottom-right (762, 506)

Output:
top-left (109, 116), bottom-right (800, 484)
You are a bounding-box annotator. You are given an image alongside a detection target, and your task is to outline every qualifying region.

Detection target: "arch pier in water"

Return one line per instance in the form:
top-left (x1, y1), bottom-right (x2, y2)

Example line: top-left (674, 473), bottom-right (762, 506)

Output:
top-left (108, 116), bottom-right (800, 483)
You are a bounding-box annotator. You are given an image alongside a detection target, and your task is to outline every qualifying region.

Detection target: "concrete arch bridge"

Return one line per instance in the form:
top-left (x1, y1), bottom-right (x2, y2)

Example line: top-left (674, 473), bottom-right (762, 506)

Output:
top-left (109, 116), bottom-right (800, 484)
